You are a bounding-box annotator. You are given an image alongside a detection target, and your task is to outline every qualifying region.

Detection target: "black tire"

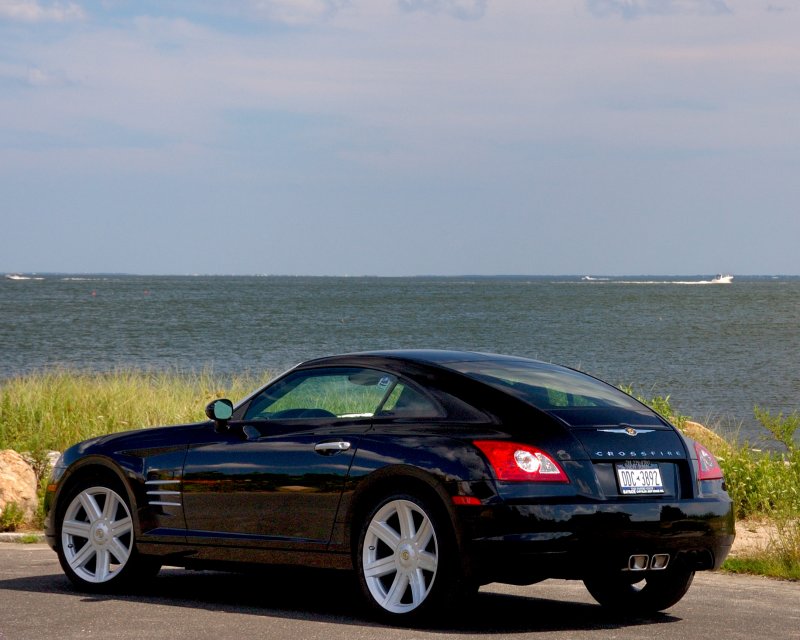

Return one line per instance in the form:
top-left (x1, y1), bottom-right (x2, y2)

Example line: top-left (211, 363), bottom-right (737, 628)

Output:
top-left (355, 492), bottom-right (470, 622)
top-left (583, 566), bottom-right (695, 613)
top-left (56, 476), bottom-right (160, 592)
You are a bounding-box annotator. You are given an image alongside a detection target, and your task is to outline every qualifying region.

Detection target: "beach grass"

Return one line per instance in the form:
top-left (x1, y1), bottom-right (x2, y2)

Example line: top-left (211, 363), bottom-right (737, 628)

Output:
top-left (1, 369), bottom-right (272, 531)
top-left (0, 368), bottom-right (271, 455)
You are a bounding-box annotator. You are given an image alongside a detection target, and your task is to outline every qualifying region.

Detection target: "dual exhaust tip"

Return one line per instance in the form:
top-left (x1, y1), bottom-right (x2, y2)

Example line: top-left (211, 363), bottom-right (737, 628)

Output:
top-left (628, 553), bottom-right (670, 571)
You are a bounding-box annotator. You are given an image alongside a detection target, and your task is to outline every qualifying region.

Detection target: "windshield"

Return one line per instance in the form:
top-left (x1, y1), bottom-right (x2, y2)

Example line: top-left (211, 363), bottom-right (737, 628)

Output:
top-left (446, 359), bottom-right (644, 411)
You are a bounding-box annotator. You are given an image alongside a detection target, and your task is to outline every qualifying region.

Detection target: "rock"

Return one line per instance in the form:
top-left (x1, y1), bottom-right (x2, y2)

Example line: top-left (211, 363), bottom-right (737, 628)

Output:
top-left (0, 449), bottom-right (38, 524)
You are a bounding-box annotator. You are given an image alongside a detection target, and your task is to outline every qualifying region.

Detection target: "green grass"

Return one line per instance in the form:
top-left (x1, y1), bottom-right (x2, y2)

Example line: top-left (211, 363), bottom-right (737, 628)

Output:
top-left (723, 556), bottom-right (800, 581)
top-left (17, 533), bottom-right (44, 544)
top-left (0, 368), bottom-right (272, 455)
top-left (1, 368), bottom-right (274, 532)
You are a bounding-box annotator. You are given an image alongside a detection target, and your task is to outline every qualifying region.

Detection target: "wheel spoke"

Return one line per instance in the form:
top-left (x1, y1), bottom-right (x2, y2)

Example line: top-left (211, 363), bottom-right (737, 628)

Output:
top-left (67, 540), bottom-right (96, 572)
top-left (78, 491), bottom-right (103, 522)
top-left (363, 554), bottom-right (397, 579)
top-left (417, 550), bottom-right (437, 573)
top-left (395, 501), bottom-right (416, 539)
top-left (110, 515), bottom-right (133, 538)
top-left (95, 549), bottom-right (111, 581)
top-left (383, 572), bottom-right (409, 608)
top-left (109, 537), bottom-right (131, 566)
top-left (62, 519), bottom-right (92, 539)
top-left (409, 569), bottom-right (427, 605)
top-left (102, 490), bottom-right (119, 519)
top-left (413, 515), bottom-right (433, 549)
top-left (368, 519), bottom-right (401, 551)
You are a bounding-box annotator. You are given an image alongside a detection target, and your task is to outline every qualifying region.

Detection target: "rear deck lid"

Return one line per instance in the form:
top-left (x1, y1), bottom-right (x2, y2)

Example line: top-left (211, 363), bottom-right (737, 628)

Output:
top-left (556, 409), bottom-right (689, 498)
top-left (444, 356), bottom-right (691, 497)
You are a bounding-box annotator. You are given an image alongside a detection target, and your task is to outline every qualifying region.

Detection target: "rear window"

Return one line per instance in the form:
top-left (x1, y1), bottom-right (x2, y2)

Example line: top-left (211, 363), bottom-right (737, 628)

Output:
top-left (446, 359), bottom-right (643, 411)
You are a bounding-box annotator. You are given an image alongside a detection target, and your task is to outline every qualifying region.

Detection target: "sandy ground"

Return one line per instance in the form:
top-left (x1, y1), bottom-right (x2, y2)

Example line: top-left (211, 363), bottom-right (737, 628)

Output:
top-left (730, 518), bottom-right (783, 556)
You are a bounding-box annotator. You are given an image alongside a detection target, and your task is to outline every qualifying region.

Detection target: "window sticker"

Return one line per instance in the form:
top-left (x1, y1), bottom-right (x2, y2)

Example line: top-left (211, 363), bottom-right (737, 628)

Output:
top-left (378, 376), bottom-right (392, 389)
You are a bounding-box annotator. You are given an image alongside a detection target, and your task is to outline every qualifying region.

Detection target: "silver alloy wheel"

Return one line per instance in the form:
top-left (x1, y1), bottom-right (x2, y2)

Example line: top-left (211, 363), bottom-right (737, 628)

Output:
top-left (362, 498), bottom-right (439, 614)
top-left (61, 486), bottom-right (134, 584)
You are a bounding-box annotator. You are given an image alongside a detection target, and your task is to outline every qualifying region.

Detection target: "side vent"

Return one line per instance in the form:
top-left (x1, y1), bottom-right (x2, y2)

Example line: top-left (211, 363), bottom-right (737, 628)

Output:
top-left (145, 479), bottom-right (182, 507)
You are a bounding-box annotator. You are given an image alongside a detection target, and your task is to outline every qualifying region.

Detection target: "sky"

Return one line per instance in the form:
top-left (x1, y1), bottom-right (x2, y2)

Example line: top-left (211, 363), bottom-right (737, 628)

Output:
top-left (1, 0), bottom-right (798, 276)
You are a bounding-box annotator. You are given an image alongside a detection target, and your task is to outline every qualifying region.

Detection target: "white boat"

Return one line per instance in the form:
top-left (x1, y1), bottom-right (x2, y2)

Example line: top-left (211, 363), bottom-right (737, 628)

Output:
top-left (4, 273), bottom-right (44, 281)
top-left (711, 274), bottom-right (733, 284)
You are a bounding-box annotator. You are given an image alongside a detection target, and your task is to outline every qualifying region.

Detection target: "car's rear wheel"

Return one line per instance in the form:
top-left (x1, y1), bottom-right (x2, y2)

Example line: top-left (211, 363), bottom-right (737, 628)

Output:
top-left (356, 493), bottom-right (465, 621)
top-left (583, 566), bottom-right (695, 613)
top-left (57, 479), bottom-right (159, 591)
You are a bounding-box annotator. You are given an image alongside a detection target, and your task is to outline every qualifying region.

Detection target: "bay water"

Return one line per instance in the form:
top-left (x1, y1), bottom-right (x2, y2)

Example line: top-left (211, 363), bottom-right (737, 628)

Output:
top-left (2, 274), bottom-right (798, 443)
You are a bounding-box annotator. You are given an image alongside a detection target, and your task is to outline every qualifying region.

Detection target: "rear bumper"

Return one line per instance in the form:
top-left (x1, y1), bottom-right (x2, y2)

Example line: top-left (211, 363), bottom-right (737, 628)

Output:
top-left (459, 498), bottom-right (735, 584)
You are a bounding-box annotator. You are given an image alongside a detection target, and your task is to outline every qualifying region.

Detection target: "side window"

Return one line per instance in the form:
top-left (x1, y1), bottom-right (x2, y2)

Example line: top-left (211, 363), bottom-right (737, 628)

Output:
top-left (378, 383), bottom-right (441, 418)
top-left (244, 368), bottom-right (396, 420)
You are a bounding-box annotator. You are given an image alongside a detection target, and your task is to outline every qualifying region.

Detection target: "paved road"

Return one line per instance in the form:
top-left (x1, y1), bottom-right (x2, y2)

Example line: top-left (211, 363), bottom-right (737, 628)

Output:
top-left (1, 543), bottom-right (798, 640)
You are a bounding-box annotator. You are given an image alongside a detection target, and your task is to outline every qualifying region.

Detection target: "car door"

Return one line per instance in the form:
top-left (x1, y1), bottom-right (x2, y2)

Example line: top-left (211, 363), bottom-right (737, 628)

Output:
top-left (181, 367), bottom-right (397, 550)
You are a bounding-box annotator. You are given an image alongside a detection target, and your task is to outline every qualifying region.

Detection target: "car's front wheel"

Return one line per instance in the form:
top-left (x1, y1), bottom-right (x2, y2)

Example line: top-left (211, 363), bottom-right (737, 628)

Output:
top-left (583, 566), bottom-right (695, 613)
top-left (356, 493), bottom-right (466, 621)
top-left (57, 479), bottom-right (159, 591)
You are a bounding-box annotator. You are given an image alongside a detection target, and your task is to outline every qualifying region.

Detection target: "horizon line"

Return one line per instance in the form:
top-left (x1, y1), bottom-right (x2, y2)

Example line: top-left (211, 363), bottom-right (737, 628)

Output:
top-left (4, 271), bottom-right (799, 279)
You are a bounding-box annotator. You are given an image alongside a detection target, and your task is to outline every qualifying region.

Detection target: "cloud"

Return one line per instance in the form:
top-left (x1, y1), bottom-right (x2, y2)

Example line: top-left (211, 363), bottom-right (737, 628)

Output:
top-left (25, 66), bottom-right (62, 86)
top-left (245, 0), bottom-right (350, 24)
top-left (0, 0), bottom-right (85, 22)
top-left (398, 0), bottom-right (487, 20)
top-left (586, 0), bottom-right (732, 19)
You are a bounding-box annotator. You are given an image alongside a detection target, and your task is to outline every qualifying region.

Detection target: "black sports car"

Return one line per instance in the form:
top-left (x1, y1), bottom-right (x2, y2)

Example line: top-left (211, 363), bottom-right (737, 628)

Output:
top-left (45, 350), bottom-right (734, 621)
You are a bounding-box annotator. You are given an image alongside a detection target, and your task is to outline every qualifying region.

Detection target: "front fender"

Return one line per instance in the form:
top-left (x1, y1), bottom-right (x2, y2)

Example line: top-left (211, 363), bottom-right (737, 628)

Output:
top-left (44, 453), bottom-right (144, 548)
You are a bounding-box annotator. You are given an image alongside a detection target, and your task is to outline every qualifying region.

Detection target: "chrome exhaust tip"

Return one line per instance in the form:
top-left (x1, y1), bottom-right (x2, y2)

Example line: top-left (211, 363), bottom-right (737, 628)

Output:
top-left (650, 553), bottom-right (670, 570)
top-left (628, 554), bottom-right (650, 571)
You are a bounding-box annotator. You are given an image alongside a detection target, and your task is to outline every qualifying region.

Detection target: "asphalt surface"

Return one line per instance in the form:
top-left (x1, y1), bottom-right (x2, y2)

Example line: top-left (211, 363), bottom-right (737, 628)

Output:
top-left (1, 542), bottom-right (798, 640)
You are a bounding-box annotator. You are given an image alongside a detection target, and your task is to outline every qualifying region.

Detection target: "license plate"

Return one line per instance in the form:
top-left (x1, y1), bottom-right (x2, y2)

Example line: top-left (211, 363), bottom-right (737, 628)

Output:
top-left (616, 462), bottom-right (664, 495)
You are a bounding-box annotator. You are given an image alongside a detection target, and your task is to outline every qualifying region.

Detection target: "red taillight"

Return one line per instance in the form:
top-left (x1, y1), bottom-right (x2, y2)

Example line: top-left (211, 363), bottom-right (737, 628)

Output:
top-left (451, 495), bottom-right (481, 506)
top-left (473, 440), bottom-right (569, 483)
top-left (694, 442), bottom-right (723, 480)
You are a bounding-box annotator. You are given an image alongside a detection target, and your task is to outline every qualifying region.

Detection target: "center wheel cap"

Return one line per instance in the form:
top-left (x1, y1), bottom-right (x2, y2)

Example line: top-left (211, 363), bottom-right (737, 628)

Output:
top-left (397, 543), bottom-right (416, 569)
top-left (92, 522), bottom-right (110, 544)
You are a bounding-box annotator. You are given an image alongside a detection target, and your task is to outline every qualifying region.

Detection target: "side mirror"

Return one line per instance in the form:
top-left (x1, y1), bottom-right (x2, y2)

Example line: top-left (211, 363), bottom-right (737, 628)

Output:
top-left (205, 398), bottom-right (234, 432)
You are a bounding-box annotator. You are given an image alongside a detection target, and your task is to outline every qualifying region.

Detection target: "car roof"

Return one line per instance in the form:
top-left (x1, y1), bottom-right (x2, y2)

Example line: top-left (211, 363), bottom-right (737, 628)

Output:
top-left (299, 349), bottom-right (554, 369)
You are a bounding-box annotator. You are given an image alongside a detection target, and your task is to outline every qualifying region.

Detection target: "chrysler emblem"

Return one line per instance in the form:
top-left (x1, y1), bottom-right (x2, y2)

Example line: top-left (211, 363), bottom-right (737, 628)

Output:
top-left (598, 427), bottom-right (654, 437)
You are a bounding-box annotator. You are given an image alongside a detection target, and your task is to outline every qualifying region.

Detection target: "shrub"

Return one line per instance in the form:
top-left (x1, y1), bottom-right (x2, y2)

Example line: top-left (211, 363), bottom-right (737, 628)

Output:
top-left (625, 390), bottom-right (799, 521)
top-left (0, 501), bottom-right (26, 532)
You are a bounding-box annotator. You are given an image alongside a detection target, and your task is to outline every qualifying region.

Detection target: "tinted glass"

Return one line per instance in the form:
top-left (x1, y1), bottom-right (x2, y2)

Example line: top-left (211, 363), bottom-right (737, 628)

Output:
top-left (244, 368), bottom-right (397, 420)
top-left (378, 383), bottom-right (441, 418)
top-left (446, 360), bottom-right (643, 411)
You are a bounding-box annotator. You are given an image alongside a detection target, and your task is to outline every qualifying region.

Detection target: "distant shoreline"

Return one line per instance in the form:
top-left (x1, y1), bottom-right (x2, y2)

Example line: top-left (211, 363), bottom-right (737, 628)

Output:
top-left (4, 272), bottom-right (799, 280)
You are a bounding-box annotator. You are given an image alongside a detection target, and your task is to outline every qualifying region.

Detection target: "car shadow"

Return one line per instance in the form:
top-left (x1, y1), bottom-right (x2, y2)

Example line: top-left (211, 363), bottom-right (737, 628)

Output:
top-left (0, 566), bottom-right (681, 634)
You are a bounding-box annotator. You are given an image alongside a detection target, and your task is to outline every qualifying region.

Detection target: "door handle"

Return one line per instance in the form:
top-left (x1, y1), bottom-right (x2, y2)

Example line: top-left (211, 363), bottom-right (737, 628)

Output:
top-left (314, 441), bottom-right (351, 454)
